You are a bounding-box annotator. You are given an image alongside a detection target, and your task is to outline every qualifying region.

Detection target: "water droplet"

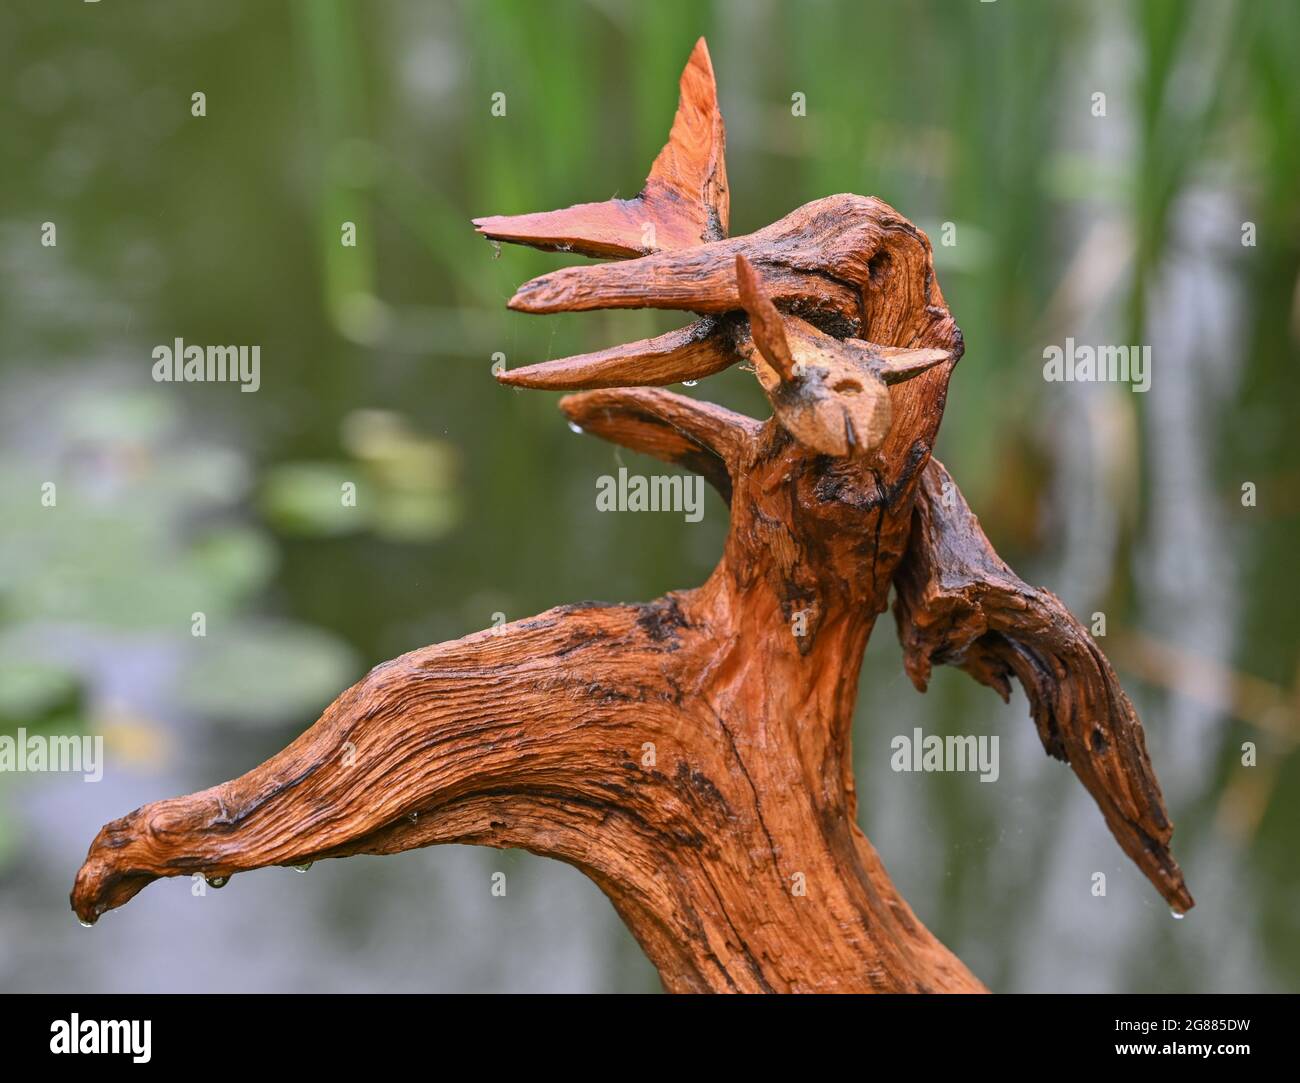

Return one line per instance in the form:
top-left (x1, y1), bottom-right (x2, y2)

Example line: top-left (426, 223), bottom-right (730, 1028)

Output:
top-left (683, 380), bottom-right (698, 387)
top-left (293, 862), bottom-right (313, 873)
top-left (78, 919), bottom-right (93, 928)
top-left (567, 421), bottom-right (583, 434)
top-left (1170, 909), bottom-right (1185, 920)
top-left (207, 875), bottom-right (229, 889)
top-left (490, 241), bottom-right (502, 260)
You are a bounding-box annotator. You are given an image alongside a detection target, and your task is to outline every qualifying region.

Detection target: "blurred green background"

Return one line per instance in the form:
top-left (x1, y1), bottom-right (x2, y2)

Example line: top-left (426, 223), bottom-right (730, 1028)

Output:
top-left (1, 0), bottom-right (1297, 992)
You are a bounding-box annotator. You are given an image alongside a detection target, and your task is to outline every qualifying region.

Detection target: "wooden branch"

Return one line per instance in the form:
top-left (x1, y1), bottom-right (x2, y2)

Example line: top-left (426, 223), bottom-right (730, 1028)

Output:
top-left (73, 368), bottom-right (990, 995)
top-left (74, 37), bottom-right (1190, 993)
top-left (892, 458), bottom-right (1194, 913)
top-left (734, 254), bottom-right (796, 380)
top-left (72, 604), bottom-right (675, 921)
top-left (500, 191), bottom-right (956, 354)
top-left (473, 37), bottom-right (727, 257)
top-left (559, 386), bottom-right (758, 501)
top-left (497, 315), bottom-right (743, 390)
top-left (502, 194), bottom-right (864, 326)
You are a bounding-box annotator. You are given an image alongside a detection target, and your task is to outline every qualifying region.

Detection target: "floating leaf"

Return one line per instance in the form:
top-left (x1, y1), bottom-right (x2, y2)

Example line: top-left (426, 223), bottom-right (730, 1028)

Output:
top-left (259, 461), bottom-right (365, 537)
top-left (172, 620), bottom-right (360, 726)
top-left (0, 661), bottom-right (84, 728)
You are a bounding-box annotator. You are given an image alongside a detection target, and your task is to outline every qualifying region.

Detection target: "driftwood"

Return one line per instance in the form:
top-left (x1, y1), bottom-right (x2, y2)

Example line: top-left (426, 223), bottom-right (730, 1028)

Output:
top-left (72, 39), bottom-right (1191, 992)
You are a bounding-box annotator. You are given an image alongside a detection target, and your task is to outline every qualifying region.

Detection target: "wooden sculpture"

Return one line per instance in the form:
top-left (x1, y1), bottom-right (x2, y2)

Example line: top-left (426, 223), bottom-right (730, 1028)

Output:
top-left (72, 38), bottom-right (1191, 993)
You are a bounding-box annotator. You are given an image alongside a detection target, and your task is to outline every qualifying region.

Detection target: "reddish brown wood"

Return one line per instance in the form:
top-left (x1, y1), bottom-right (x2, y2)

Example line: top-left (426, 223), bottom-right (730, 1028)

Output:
top-left (893, 459), bottom-right (1194, 913)
top-left (497, 315), bottom-right (741, 390)
top-left (72, 37), bottom-right (1191, 992)
top-left (473, 37), bottom-right (728, 257)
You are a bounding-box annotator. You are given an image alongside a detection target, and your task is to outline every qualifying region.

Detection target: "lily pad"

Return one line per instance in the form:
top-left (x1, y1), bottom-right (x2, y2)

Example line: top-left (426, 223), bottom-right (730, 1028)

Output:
top-left (172, 619), bottom-right (361, 726)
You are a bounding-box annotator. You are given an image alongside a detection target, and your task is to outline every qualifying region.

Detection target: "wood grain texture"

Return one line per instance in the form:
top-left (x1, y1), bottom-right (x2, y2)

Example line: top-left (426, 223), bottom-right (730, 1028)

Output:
top-left (71, 416), bottom-right (986, 992)
top-left (73, 37), bottom-right (1190, 992)
top-left (473, 37), bottom-right (727, 258)
top-left (559, 386), bottom-right (757, 503)
top-left (497, 315), bottom-right (743, 390)
top-left (893, 459), bottom-right (1193, 912)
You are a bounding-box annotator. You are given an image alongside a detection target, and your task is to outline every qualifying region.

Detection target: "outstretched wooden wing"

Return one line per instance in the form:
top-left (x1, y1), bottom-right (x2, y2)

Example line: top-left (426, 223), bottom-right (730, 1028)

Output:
top-left (473, 37), bottom-right (728, 258)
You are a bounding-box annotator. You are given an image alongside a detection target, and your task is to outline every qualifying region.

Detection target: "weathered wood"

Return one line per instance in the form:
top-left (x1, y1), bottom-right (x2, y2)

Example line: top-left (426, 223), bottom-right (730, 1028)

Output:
top-left (72, 36), bottom-right (1190, 992)
top-left (893, 459), bottom-right (1194, 913)
top-left (473, 37), bottom-right (728, 257)
top-left (497, 315), bottom-right (743, 390)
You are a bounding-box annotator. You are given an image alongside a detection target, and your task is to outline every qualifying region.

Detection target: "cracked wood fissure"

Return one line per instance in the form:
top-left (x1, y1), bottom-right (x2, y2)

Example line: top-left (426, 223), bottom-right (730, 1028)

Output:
top-left (72, 37), bottom-right (1190, 992)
